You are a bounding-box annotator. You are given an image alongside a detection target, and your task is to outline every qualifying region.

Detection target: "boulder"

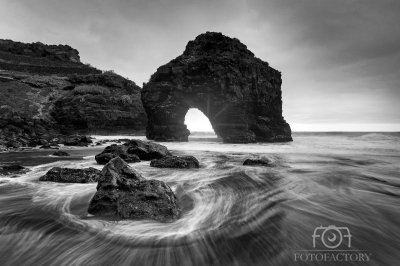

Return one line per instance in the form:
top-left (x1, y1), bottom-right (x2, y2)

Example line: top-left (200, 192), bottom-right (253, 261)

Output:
top-left (95, 144), bottom-right (140, 165)
top-left (150, 156), bottom-right (199, 169)
top-left (243, 159), bottom-right (271, 166)
top-left (39, 167), bottom-right (101, 183)
top-left (53, 150), bottom-right (70, 156)
top-left (124, 139), bottom-right (171, 160)
top-left (63, 136), bottom-right (92, 146)
top-left (6, 140), bottom-right (22, 148)
top-left (39, 144), bottom-right (54, 149)
top-left (141, 32), bottom-right (292, 143)
top-left (88, 157), bottom-right (179, 221)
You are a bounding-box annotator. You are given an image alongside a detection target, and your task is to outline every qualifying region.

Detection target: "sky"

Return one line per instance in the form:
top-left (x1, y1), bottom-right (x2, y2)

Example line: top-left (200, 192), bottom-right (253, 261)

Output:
top-left (1, 0), bottom-right (399, 132)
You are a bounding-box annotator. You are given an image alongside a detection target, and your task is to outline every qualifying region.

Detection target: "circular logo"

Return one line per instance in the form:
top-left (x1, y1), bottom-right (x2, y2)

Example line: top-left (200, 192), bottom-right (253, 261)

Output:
top-left (321, 228), bottom-right (343, 248)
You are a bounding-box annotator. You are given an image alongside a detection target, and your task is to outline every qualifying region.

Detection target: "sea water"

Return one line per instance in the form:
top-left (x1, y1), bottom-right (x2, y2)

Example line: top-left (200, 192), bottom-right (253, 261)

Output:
top-left (0, 132), bottom-right (399, 266)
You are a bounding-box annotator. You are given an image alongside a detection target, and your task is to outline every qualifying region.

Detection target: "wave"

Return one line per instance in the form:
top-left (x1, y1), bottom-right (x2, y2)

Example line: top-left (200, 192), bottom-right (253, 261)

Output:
top-left (1, 135), bottom-right (400, 265)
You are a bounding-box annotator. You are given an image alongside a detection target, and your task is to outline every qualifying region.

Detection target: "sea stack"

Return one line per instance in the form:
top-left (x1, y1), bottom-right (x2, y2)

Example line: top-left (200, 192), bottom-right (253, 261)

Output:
top-left (141, 32), bottom-right (292, 143)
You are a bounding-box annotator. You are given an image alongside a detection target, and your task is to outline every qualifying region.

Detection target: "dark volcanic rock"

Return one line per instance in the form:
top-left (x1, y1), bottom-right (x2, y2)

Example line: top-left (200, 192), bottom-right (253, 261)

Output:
top-left (123, 139), bottom-right (171, 160)
top-left (243, 159), bottom-right (271, 166)
top-left (63, 136), bottom-right (92, 146)
top-left (88, 157), bottom-right (179, 221)
top-left (3, 164), bottom-right (25, 170)
top-left (39, 167), bottom-right (101, 183)
top-left (150, 156), bottom-right (200, 169)
top-left (141, 32), bottom-right (292, 143)
top-left (95, 144), bottom-right (141, 165)
top-left (53, 150), bottom-right (70, 156)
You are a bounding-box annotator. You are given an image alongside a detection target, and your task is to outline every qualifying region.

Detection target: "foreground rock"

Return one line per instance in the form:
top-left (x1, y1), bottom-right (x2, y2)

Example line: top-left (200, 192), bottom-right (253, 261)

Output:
top-left (243, 159), bottom-right (271, 166)
top-left (39, 167), bottom-right (101, 183)
top-left (150, 156), bottom-right (199, 169)
top-left (95, 144), bottom-right (140, 165)
top-left (53, 150), bottom-right (70, 156)
top-left (88, 157), bottom-right (179, 221)
top-left (141, 32), bottom-right (292, 143)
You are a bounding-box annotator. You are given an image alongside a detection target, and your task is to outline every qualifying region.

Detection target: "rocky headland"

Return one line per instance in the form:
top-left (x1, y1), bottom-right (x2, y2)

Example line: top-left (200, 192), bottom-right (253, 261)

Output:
top-left (0, 39), bottom-right (147, 150)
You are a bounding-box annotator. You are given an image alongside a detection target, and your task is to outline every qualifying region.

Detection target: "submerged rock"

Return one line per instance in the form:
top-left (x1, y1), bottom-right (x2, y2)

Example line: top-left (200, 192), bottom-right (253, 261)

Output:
top-left (88, 157), bottom-right (179, 221)
top-left (53, 150), bottom-right (70, 156)
top-left (243, 159), bottom-right (271, 166)
top-left (39, 167), bottom-right (101, 183)
top-left (95, 144), bottom-right (140, 165)
top-left (150, 156), bottom-right (199, 169)
top-left (141, 32), bottom-right (292, 143)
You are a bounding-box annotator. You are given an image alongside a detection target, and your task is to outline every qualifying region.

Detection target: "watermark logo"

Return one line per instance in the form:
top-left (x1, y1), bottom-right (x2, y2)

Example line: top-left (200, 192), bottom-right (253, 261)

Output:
top-left (312, 225), bottom-right (351, 249)
top-left (294, 225), bottom-right (371, 262)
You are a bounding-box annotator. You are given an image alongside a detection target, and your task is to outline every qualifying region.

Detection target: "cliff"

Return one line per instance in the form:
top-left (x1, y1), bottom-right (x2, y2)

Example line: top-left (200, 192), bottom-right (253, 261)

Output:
top-left (0, 39), bottom-right (147, 147)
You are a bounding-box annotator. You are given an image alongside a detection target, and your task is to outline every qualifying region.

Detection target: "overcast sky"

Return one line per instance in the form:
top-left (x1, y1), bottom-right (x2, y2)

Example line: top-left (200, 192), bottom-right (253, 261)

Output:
top-left (1, 0), bottom-right (399, 131)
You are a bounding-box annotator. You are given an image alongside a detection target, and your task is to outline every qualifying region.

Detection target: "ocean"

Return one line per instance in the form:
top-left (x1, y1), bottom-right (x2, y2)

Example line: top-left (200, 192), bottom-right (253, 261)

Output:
top-left (0, 132), bottom-right (399, 266)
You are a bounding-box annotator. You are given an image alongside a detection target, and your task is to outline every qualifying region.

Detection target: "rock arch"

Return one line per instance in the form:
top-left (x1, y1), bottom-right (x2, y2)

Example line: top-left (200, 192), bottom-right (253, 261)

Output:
top-left (141, 32), bottom-right (292, 143)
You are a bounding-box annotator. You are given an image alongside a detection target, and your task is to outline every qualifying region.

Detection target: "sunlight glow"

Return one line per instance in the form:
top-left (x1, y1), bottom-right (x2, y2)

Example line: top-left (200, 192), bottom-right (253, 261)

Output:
top-left (184, 109), bottom-right (214, 132)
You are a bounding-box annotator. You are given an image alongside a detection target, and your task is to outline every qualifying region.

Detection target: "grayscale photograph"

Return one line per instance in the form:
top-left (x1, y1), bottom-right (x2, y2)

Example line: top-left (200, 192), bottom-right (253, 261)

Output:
top-left (0, 0), bottom-right (399, 265)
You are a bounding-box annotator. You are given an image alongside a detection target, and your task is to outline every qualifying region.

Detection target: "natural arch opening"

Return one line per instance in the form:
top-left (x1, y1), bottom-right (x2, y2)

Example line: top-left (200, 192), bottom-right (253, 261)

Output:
top-left (184, 108), bottom-right (219, 141)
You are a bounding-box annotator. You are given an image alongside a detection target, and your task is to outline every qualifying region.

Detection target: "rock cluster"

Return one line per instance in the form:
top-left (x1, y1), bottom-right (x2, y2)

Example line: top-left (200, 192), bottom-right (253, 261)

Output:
top-left (142, 32), bottom-right (292, 143)
top-left (39, 167), bottom-right (101, 183)
top-left (95, 144), bottom-right (140, 165)
top-left (95, 139), bottom-right (171, 165)
top-left (88, 157), bottom-right (179, 221)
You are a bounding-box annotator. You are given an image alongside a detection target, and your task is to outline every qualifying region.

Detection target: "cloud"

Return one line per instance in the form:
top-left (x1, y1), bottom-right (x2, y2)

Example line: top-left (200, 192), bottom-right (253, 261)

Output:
top-left (1, 0), bottom-right (399, 129)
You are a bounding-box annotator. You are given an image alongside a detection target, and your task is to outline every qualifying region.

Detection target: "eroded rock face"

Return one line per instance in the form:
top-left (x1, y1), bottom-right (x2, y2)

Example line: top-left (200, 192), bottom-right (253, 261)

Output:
top-left (39, 167), bottom-right (101, 183)
top-left (88, 157), bottom-right (179, 221)
top-left (141, 32), bottom-right (292, 143)
top-left (51, 73), bottom-right (147, 135)
top-left (150, 156), bottom-right (199, 169)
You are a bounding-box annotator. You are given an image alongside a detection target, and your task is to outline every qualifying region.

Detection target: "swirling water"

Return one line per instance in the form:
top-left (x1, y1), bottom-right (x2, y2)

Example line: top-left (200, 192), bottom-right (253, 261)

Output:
top-left (0, 132), bottom-right (399, 266)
